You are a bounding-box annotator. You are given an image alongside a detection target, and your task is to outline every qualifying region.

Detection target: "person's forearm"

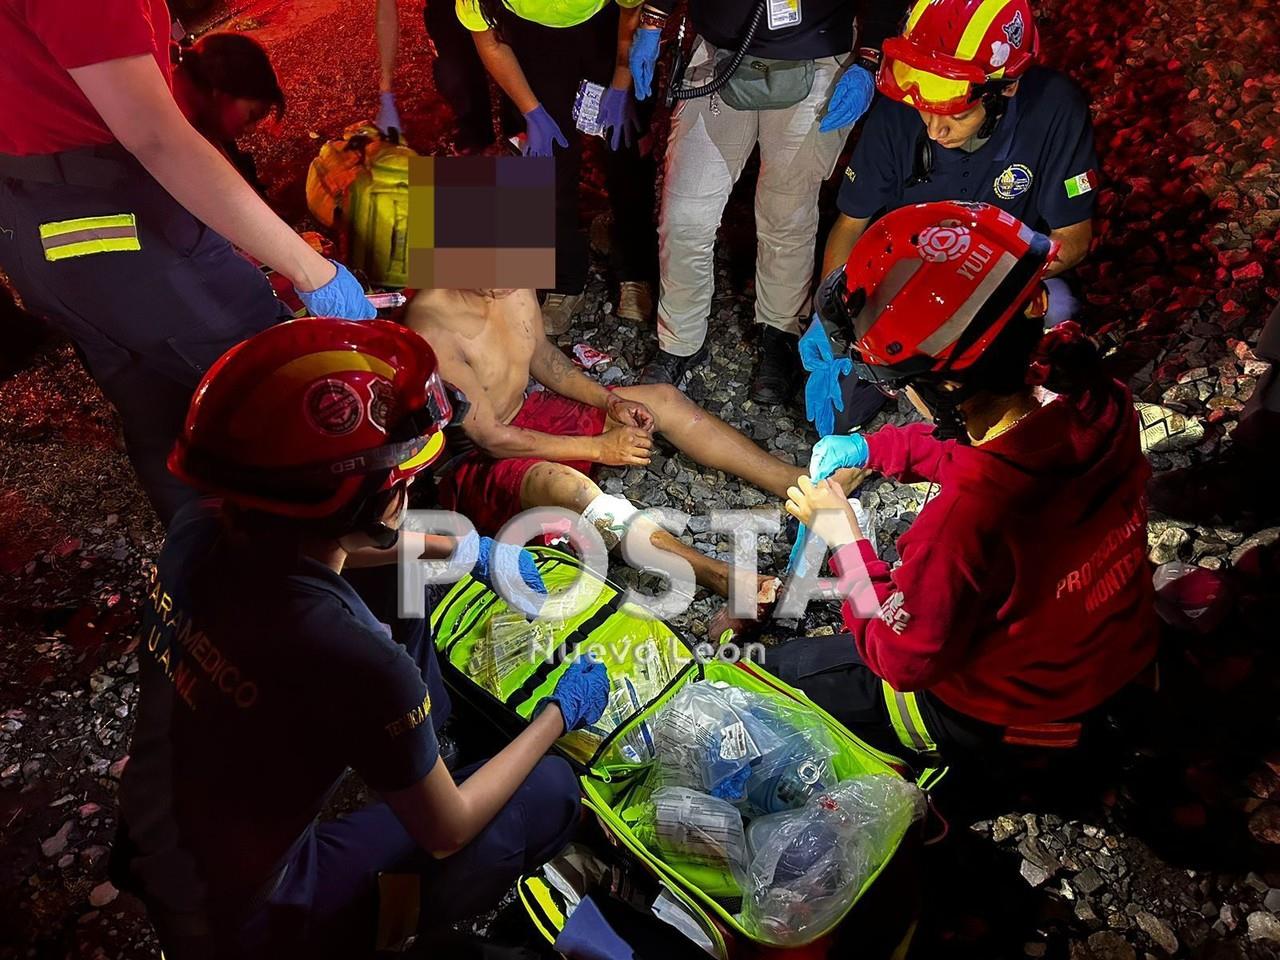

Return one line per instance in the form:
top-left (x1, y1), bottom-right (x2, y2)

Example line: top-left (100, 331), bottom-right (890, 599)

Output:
top-left (132, 124), bottom-right (334, 290)
top-left (344, 532), bottom-right (457, 569)
top-left (377, 0), bottom-right (400, 91)
top-left (472, 423), bottom-right (603, 463)
top-left (614, 5), bottom-right (641, 88)
top-left (472, 31), bottom-right (539, 114)
top-left (1045, 223), bottom-right (1090, 277)
top-left (822, 214), bottom-right (868, 277)
top-left (530, 341), bottom-right (612, 410)
top-left (441, 706), bottom-right (564, 855)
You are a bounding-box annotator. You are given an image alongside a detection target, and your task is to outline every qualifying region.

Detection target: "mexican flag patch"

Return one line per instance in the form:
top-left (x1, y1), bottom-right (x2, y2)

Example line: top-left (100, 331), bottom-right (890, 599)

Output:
top-left (1064, 170), bottom-right (1098, 198)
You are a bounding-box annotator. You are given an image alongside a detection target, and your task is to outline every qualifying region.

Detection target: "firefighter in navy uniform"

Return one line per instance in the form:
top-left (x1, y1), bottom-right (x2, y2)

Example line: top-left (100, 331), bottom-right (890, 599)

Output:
top-left (0, 0), bottom-right (373, 525)
top-left (816, 0), bottom-right (1099, 427)
top-left (112, 318), bottom-right (608, 959)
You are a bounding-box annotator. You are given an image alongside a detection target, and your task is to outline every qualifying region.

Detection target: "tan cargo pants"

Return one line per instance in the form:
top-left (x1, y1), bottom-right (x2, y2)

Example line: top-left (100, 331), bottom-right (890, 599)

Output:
top-left (656, 39), bottom-right (851, 356)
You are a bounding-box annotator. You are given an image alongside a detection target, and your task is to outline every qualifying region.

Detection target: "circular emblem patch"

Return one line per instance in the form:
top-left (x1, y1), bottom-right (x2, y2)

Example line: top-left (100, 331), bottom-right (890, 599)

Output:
top-left (304, 378), bottom-right (362, 436)
top-left (994, 163), bottom-right (1034, 200)
top-left (917, 225), bottom-right (972, 263)
top-left (366, 378), bottom-right (394, 432)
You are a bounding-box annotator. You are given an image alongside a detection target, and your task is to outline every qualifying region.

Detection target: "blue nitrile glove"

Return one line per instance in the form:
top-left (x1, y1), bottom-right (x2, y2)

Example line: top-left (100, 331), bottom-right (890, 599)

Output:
top-left (788, 433), bottom-right (871, 574)
top-left (819, 65), bottom-right (875, 133)
top-left (522, 104), bottom-right (569, 157)
top-left (468, 532), bottom-right (547, 595)
top-left (598, 86), bottom-right (641, 151)
top-left (629, 27), bottom-right (662, 101)
top-left (807, 433), bottom-right (870, 481)
top-left (544, 656), bottom-right (611, 732)
top-left (296, 260), bottom-right (376, 320)
top-left (799, 315), bottom-right (853, 437)
top-left (375, 91), bottom-right (403, 138)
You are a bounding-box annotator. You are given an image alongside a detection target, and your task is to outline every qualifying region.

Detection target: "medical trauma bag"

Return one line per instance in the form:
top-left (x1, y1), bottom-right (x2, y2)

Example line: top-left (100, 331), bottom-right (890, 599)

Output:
top-left (430, 547), bottom-right (922, 959)
top-left (305, 122), bottom-right (414, 287)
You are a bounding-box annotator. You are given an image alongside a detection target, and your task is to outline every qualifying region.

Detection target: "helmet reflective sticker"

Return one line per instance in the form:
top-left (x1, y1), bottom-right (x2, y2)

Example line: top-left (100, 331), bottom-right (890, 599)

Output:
top-left (916, 249), bottom-right (1018, 355)
top-left (917, 224), bottom-right (972, 262)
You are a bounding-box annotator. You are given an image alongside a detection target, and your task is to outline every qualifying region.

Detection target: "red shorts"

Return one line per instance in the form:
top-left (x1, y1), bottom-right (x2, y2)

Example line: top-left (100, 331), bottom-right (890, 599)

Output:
top-left (438, 389), bottom-right (608, 535)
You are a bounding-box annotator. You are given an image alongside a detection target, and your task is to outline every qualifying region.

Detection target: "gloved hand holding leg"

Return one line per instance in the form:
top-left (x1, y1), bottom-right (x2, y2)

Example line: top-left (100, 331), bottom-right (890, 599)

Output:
top-left (807, 433), bottom-right (870, 481)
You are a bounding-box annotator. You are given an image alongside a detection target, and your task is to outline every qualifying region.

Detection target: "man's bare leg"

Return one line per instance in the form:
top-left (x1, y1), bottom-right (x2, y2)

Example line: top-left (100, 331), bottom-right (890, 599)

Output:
top-left (614, 383), bottom-right (864, 496)
top-left (518, 461), bottom-right (774, 602)
top-left (613, 384), bottom-right (804, 496)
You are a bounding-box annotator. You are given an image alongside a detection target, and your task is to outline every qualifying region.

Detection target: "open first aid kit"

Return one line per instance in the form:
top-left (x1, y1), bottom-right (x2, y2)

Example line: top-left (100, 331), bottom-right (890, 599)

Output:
top-left (431, 547), bottom-right (925, 958)
top-left (305, 122), bottom-right (414, 287)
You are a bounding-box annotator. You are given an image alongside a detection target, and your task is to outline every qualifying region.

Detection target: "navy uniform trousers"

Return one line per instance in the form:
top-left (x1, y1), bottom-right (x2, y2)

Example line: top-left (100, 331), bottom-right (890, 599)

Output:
top-left (0, 144), bottom-right (292, 525)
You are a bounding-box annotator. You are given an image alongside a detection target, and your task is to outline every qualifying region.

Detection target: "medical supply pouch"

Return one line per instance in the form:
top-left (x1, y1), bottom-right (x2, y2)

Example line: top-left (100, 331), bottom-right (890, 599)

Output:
top-left (432, 547), bottom-right (923, 957)
top-left (713, 50), bottom-right (815, 111)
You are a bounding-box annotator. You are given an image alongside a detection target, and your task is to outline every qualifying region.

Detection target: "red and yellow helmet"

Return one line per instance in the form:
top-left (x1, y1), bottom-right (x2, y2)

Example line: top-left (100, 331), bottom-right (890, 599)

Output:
top-left (170, 318), bottom-right (453, 518)
top-left (817, 201), bottom-right (1058, 391)
top-left (878, 0), bottom-right (1040, 115)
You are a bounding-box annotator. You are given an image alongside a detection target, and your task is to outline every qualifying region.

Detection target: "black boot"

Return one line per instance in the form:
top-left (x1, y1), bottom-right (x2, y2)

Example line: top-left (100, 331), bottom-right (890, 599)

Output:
top-left (752, 326), bottom-right (801, 404)
top-left (639, 344), bottom-right (709, 388)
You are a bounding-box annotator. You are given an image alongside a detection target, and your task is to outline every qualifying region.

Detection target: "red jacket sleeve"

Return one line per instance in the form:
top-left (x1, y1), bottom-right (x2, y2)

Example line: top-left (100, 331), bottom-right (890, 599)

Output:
top-left (23, 0), bottom-right (163, 69)
top-left (831, 520), bottom-right (986, 693)
top-left (864, 422), bottom-right (953, 485)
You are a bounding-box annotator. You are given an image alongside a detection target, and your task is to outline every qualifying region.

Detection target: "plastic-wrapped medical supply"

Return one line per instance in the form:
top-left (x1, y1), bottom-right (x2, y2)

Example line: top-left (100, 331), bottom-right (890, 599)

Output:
top-left (719, 687), bottom-right (839, 817)
top-left (740, 775), bottom-right (926, 945)
top-left (469, 613), bottom-right (554, 697)
top-left (631, 787), bottom-right (749, 898)
top-left (652, 682), bottom-right (785, 803)
top-left (563, 637), bottom-right (681, 763)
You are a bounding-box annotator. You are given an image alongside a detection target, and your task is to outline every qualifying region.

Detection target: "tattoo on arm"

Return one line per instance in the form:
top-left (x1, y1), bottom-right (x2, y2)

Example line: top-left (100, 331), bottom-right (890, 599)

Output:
top-left (535, 340), bottom-right (578, 387)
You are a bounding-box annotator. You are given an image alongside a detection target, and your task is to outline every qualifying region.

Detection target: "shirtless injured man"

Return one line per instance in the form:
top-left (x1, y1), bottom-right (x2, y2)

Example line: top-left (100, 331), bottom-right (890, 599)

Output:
top-left (409, 288), bottom-right (832, 610)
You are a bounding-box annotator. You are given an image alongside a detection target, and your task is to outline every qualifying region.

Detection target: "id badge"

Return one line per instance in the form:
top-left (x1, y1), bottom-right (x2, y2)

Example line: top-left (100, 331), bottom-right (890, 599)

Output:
top-left (573, 79), bottom-right (606, 137)
top-left (767, 0), bottom-right (801, 30)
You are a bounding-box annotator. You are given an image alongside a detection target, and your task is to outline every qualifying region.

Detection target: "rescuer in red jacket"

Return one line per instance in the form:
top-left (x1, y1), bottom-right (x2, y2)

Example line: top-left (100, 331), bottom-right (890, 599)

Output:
top-left (769, 201), bottom-right (1159, 772)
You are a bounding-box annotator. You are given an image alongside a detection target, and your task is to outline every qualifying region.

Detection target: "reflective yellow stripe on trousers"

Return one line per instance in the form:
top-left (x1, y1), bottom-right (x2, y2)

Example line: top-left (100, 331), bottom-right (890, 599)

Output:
top-left (882, 680), bottom-right (939, 755)
top-left (39, 213), bottom-right (140, 262)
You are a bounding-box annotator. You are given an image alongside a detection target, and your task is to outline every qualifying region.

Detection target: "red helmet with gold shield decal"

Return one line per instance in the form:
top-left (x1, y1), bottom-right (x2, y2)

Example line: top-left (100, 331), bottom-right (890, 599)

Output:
top-left (170, 318), bottom-right (454, 519)
top-left (878, 0), bottom-right (1040, 115)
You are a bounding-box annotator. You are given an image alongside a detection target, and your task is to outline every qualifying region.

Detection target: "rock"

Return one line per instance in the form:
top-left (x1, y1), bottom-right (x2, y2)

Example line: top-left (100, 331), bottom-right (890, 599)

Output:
top-left (1148, 525), bottom-right (1191, 565)
top-left (992, 814), bottom-right (1022, 843)
top-left (57, 854), bottom-right (75, 869)
top-left (1135, 912), bottom-right (1178, 954)
top-left (1263, 888), bottom-right (1280, 913)
top-left (81, 845), bottom-right (109, 866)
top-left (41, 820), bottom-right (74, 858)
top-left (1074, 867), bottom-right (1106, 896)
top-left (108, 755), bottom-right (129, 780)
top-left (1219, 904), bottom-right (1239, 931)
top-left (1086, 931), bottom-right (1137, 960)
top-left (88, 882), bottom-right (119, 908)
top-left (1021, 859), bottom-right (1052, 887)
top-left (1246, 911), bottom-right (1280, 942)
top-left (1025, 943), bottom-right (1047, 957)
top-left (78, 802), bottom-right (101, 818)
top-left (1248, 804), bottom-right (1280, 844)
top-left (1229, 527), bottom-right (1280, 566)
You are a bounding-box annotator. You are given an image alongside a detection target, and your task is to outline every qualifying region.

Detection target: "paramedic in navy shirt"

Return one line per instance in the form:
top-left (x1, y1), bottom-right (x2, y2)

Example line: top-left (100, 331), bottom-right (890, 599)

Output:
top-left (822, 0), bottom-right (1099, 279)
top-left (112, 318), bottom-right (608, 959)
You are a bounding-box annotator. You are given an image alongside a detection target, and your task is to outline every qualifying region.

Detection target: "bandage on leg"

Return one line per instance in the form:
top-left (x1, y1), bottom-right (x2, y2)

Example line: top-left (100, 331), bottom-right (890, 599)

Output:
top-left (582, 493), bottom-right (640, 550)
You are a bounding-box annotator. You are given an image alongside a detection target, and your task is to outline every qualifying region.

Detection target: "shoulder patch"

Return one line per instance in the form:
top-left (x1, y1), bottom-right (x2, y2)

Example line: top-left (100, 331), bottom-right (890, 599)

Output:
top-left (1065, 169), bottom-right (1098, 198)
top-left (993, 163), bottom-right (1034, 200)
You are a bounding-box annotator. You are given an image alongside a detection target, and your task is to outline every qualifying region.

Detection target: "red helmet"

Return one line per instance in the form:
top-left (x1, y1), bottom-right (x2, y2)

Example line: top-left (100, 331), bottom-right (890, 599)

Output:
top-left (170, 318), bottom-right (453, 519)
top-left (816, 201), bottom-right (1058, 397)
top-left (878, 0), bottom-right (1040, 115)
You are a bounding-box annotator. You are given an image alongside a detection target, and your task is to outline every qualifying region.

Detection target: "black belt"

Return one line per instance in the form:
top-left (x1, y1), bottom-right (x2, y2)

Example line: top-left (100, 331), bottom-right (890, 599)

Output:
top-left (0, 144), bottom-right (135, 189)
